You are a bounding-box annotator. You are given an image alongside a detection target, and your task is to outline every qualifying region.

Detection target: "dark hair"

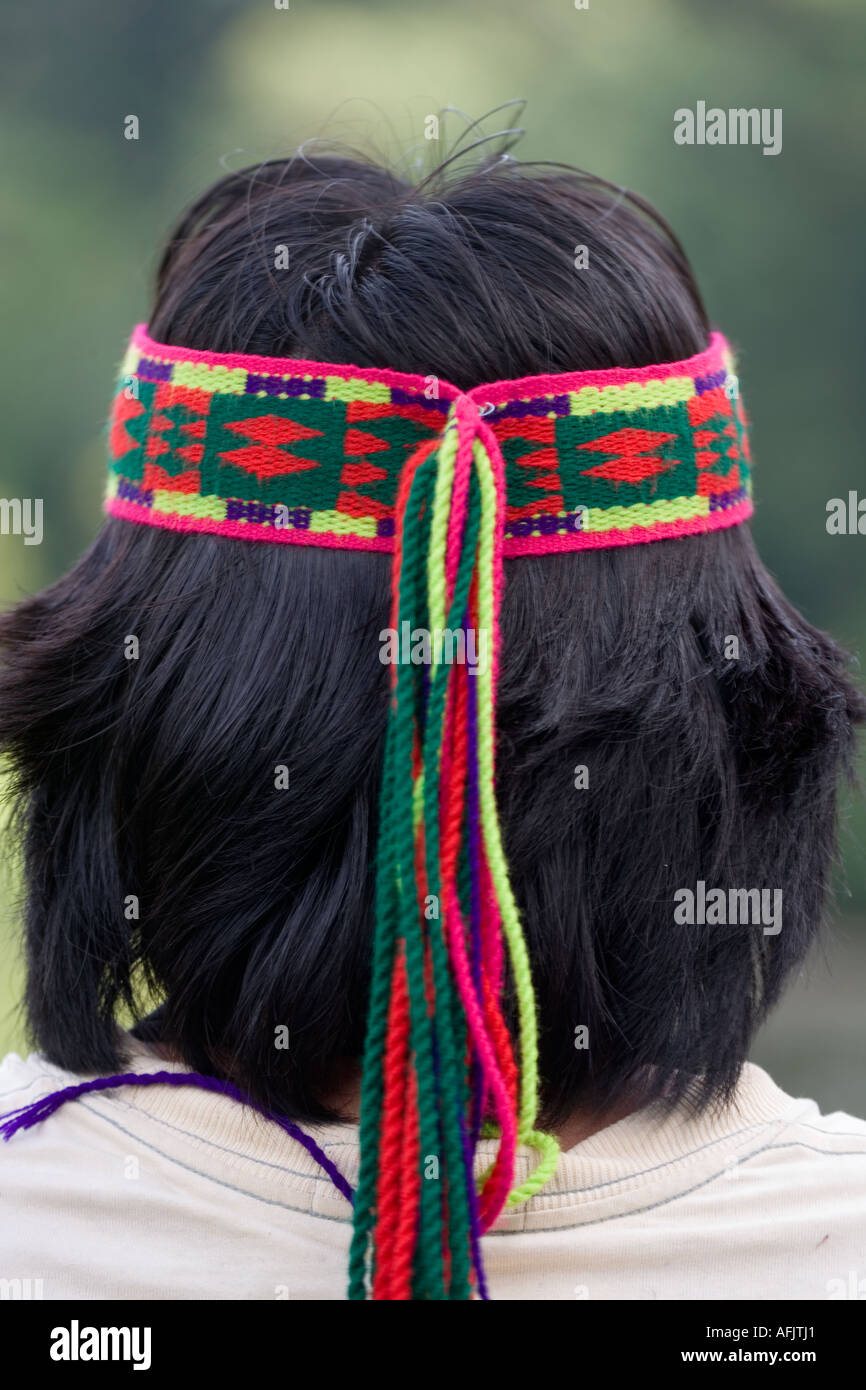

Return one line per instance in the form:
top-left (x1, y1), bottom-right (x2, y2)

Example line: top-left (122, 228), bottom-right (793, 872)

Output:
top-left (1, 148), bottom-right (862, 1127)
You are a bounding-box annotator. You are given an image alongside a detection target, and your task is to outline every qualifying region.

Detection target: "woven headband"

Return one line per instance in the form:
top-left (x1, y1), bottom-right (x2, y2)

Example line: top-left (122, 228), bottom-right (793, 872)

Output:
top-left (104, 325), bottom-right (752, 1299)
top-left (107, 324), bottom-right (751, 553)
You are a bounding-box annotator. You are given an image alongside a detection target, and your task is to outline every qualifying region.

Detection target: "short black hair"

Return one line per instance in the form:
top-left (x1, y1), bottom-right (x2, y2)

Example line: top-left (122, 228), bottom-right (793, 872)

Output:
top-left (1, 148), bottom-right (862, 1125)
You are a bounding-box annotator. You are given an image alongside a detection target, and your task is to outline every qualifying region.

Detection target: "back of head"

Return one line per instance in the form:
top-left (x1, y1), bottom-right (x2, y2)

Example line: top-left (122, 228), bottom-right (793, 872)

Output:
top-left (0, 148), bottom-right (861, 1129)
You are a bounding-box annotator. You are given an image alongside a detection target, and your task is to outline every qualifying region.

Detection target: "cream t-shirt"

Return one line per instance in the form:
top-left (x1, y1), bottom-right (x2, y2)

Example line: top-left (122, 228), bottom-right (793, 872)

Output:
top-left (1, 1039), bottom-right (865, 1300)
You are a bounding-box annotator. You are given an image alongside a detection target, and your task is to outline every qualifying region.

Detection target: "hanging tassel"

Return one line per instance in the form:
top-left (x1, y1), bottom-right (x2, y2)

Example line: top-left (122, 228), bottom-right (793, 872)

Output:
top-left (349, 396), bottom-right (559, 1301)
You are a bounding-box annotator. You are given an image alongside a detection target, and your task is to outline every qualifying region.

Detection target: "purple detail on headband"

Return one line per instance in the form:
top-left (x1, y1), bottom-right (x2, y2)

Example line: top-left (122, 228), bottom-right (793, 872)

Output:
top-left (226, 499), bottom-right (280, 526)
top-left (225, 500), bottom-right (312, 530)
top-left (377, 517), bottom-right (396, 539)
top-left (0, 1071), bottom-right (355, 1206)
top-left (135, 357), bottom-right (173, 383)
top-left (709, 485), bottom-right (748, 512)
top-left (504, 508), bottom-right (584, 539)
top-left (695, 367), bottom-right (727, 395)
top-left (389, 387), bottom-right (450, 413)
top-left (495, 394), bottom-right (570, 421)
top-left (246, 374), bottom-right (326, 399)
top-left (117, 478), bottom-right (154, 507)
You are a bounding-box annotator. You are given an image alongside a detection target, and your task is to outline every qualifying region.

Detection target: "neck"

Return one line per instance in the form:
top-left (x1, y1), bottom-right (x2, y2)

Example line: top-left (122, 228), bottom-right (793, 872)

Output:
top-left (322, 1059), bottom-right (640, 1151)
top-left (136, 1035), bottom-right (642, 1152)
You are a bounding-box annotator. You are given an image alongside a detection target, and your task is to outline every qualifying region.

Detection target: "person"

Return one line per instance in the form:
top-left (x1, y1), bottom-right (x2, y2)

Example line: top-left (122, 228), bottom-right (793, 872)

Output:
top-left (0, 146), bottom-right (864, 1301)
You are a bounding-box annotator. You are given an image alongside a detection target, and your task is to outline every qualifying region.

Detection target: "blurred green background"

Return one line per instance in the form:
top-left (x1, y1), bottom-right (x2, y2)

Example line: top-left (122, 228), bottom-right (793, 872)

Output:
top-left (0, 0), bottom-right (864, 1110)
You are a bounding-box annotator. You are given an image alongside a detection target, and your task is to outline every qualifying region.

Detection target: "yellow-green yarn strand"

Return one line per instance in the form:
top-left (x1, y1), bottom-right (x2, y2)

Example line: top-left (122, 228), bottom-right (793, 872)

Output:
top-left (505, 1129), bottom-right (561, 1205)
top-left (412, 768), bottom-right (425, 833)
top-left (471, 437), bottom-right (560, 1200)
top-left (426, 413), bottom-right (459, 644)
top-left (476, 1124), bottom-right (560, 1206)
top-left (471, 437), bottom-right (538, 1134)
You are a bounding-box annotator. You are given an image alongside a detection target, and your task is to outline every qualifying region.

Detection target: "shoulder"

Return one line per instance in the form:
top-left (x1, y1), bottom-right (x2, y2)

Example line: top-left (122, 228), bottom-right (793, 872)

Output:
top-left (744, 1062), bottom-right (866, 1146)
top-left (729, 1064), bottom-right (866, 1218)
top-left (0, 1048), bottom-right (71, 1102)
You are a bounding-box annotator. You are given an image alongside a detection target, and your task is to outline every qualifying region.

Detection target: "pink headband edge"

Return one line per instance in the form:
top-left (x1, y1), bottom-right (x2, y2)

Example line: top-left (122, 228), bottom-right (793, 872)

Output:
top-left (128, 324), bottom-right (731, 403)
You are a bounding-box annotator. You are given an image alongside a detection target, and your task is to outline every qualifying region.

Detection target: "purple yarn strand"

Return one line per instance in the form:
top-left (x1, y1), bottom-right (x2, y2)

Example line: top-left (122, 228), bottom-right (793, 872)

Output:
top-left (465, 653), bottom-right (490, 1298)
top-left (456, 1098), bottom-right (490, 1300)
top-left (0, 1070), bottom-right (355, 1206)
